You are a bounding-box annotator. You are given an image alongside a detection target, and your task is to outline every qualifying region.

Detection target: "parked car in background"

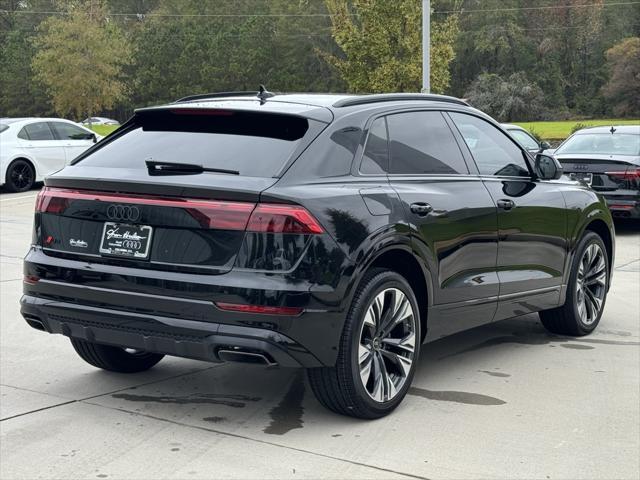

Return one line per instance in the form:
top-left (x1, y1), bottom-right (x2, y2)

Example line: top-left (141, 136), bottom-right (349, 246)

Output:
top-left (552, 125), bottom-right (640, 219)
top-left (0, 118), bottom-right (101, 192)
top-left (502, 123), bottom-right (551, 153)
top-left (81, 117), bottom-right (120, 126)
top-left (21, 91), bottom-right (615, 419)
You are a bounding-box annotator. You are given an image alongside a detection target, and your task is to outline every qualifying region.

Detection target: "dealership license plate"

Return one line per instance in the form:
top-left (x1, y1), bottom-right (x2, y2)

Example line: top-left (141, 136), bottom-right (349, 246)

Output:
top-left (99, 222), bottom-right (153, 259)
top-left (569, 172), bottom-right (593, 185)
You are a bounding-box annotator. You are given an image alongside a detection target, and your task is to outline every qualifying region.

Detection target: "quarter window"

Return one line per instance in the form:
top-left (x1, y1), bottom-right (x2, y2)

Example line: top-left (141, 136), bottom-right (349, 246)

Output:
top-left (387, 111), bottom-right (468, 175)
top-left (21, 122), bottom-right (55, 141)
top-left (360, 117), bottom-right (389, 174)
top-left (450, 113), bottom-right (530, 177)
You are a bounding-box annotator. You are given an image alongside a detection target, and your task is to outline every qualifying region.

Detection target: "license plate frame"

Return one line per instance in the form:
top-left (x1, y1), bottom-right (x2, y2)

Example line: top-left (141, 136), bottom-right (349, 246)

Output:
top-left (569, 172), bottom-right (593, 186)
top-left (99, 222), bottom-right (153, 259)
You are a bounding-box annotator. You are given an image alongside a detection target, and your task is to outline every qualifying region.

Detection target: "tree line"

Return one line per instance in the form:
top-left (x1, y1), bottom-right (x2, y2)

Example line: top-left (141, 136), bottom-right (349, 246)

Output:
top-left (1, 0), bottom-right (638, 123)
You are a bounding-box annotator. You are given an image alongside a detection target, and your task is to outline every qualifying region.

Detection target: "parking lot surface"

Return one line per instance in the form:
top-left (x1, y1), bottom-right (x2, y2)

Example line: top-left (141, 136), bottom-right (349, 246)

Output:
top-left (1, 189), bottom-right (639, 480)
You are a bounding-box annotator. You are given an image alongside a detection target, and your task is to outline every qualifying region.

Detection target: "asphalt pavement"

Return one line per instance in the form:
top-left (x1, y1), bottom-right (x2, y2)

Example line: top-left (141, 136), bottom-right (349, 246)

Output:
top-left (1, 189), bottom-right (638, 480)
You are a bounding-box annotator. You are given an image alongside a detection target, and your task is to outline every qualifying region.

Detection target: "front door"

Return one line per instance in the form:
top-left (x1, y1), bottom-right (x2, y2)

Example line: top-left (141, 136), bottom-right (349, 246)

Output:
top-left (378, 110), bottom-right (499, 340)
top-left (448, 112), bottom-right (568, 321)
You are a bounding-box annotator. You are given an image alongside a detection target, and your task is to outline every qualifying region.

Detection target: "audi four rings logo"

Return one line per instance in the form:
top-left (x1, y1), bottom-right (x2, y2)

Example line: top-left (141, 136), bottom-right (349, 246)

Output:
top-left (106, 204), bottom-right (141, 222)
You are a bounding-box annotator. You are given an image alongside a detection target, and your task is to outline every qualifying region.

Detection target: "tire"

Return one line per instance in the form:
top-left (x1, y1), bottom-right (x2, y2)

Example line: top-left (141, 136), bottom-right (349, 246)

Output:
top-left (70, 338), bottom-right (164, 373)
top-left (540, 231), bottom-right (609, 336)
top-left (308, 268), bottom-right (421, 419)
top-left (5, 159), bottom-right (35, 193)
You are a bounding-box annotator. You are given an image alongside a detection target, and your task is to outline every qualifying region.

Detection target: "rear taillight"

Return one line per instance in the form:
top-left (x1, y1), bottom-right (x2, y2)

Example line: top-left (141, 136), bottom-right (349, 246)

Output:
top-left (35, 187), bottom-right (324, 234)
top-left (35, 187), bottom-right (255, 230)
top-left (246, 204), bottom-right (324, 234)
top-left (605, 168), bottom-right (640, 181)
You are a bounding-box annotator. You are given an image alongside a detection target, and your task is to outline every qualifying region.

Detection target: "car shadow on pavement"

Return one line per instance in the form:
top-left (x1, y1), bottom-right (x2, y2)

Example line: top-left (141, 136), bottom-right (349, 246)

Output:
top-left (77, 312), bottom-right (638, 437)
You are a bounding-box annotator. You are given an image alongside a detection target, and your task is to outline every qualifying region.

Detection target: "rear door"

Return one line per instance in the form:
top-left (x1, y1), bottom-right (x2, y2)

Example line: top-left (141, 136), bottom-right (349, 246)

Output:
top-left (448, 112), bottom-right (568, 320)
top-left (18, 122), bottom-right (66, 177)
top-left (49, 121), bottom-right (95, 162)
top-left (381, 110), bottom-right (499, 340)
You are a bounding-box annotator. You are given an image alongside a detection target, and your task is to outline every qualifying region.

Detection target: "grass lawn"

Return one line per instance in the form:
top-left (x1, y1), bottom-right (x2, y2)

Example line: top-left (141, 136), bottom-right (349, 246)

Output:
top-left (89, 124), bottom-right (120, 136)
top-left (513, 119), bottom-right (639, 141)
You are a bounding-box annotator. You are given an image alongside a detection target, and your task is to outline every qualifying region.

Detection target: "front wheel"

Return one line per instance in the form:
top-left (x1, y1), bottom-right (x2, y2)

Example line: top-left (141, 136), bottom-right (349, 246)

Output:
top-left (308, 269), bottom-right (420, 419)
top-left (71, 338), bottom-right (164, 373)
top-left (5, 159), bottom-right (35, 193)
top-left (540, 231), bottom-right (609, 336)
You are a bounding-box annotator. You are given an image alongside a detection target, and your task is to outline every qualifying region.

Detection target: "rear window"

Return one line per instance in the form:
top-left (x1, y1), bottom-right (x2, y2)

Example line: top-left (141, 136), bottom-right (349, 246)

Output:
top-left (0, 124), bottom-right (8, 134)
top-left (77, 109), bottom-right (310, 177)
top-left (556, 133), bottom-right (640, 156)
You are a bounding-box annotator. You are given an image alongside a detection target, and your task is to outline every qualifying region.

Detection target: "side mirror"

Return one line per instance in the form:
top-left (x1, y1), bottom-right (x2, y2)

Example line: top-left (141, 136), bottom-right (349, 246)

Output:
top-left (539, 140), bottom-right (552, 150)
top-left (91, 133), bottom-right (97, 143)
top-left (535, 153), bottom-right (563, 180)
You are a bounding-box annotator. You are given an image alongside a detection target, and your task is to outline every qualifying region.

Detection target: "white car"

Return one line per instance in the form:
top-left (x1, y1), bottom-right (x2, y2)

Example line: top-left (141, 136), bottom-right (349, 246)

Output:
top-left (0, 118), bottom-right (102, 192)
top-left (81, 116), bottom-right (120, 126)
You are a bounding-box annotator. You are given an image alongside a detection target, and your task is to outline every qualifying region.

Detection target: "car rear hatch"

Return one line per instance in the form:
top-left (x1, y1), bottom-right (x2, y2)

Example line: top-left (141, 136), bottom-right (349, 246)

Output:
top-left (36, 105), bottom-right (329, 275)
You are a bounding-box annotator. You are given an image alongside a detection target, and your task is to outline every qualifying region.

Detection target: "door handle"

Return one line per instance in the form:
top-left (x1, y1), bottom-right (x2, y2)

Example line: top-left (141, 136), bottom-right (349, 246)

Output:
top-left (410, 202), bottom-right (433, 216)
top-left (497, 199), bottom-right (516, 210)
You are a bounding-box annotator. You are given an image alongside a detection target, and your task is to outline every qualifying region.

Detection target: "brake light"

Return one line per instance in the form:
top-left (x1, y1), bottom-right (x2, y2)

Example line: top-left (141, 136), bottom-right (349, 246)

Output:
top-left (246, 203), bottom-right (324, 234)
top-left (605, 168), bottom-right (640, 180)
top-left (215, 302), bottom-right (303, 316)
top-left (35, 188), bottom-right (324, 234)
top-left (35, 187), bottom-right (255, 230)
top-left (169, 109), bottom-right (234, 116)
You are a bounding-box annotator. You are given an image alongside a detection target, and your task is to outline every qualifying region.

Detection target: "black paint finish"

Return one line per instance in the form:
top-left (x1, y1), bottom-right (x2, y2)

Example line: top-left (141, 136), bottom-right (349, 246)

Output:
top-left (22, 93), bottom-right (615, 368)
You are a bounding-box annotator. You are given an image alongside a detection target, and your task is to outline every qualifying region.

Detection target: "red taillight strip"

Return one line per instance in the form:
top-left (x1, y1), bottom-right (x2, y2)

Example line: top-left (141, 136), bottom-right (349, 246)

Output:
top-left (215, 302), bottom-right (303, 316)
top-left (36, 187), bottom-right (255, 230)
top-left (247, 203), bottom-right (324, 234)
top-left (605, 168), bottom-right (640, 180)
top-left (36, 188), bottom-right (325, 234)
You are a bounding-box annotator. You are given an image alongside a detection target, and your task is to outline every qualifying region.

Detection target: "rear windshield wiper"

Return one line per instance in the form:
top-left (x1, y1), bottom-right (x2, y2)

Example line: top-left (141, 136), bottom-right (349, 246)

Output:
top-left (146, 160), bottom-right (239, 176)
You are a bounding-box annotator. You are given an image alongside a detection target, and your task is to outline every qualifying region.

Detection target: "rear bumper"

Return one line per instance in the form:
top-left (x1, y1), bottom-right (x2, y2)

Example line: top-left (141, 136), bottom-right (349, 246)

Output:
top-left (21, 294), bottom-right (324, 367)
top-left (22, 247), bottom-right (352, 367)
top-left (602, 193), bottom-right (640, 219)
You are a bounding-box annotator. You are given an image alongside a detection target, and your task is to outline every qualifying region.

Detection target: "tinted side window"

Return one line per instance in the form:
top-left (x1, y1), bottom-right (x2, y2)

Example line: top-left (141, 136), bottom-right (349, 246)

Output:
top-left (360, 117), bottom-right (388, 174)
top-left (450, 113), bottom-right (530, 177)
top-left (387, 111), bottom-right (468, 175)
top-left (51, 122), bottom-right (93, 140)
top-left (509, 129), bottom-right (539, 150)
top-left (23, 122), bottom-right (55, 141)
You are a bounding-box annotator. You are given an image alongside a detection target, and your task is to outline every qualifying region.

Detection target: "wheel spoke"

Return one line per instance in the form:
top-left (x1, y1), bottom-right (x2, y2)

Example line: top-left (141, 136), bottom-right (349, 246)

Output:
top-left (359, 347), bottom-right (373, 386)
top-left (379, 289), bottom-right (411, 337)
top-left (370, 354), bottom-right (385, 402)
top-left (381, 331), bottom-right (415, 355)
top-left (380, 349), bottom-right (413, 378)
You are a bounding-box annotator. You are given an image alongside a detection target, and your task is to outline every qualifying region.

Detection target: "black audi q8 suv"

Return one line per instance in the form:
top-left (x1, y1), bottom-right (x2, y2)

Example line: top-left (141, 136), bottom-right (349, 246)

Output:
top-left (550, 125), bottom-right (640, 219)
top-left (21, 91), bottom-right (615, 418)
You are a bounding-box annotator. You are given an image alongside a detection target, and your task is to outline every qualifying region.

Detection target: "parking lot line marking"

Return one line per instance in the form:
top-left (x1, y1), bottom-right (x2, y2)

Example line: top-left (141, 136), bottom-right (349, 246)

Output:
top-left (82, 401), bottom-right (433, 480)
top-left (0, 193), bottom-right (38, 202)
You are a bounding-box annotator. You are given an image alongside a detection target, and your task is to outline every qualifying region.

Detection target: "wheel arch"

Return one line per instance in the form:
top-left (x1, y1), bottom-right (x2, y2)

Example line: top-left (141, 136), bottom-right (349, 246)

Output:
top-left (363, 246), bottom-right (432, 342)
top-left (583, 218), bottom-right (614, 287)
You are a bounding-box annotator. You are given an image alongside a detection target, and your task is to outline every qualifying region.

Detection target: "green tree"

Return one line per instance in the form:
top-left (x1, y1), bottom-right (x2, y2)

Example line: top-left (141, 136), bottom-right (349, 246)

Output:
top-left (0, 1), bottom-right (57, 116)
top-left (464, 72), bottom-right (545, 121)
top-left (602, 37), bottom-right (640, 117)
top-left (322, 0), bottom-right (460, 93)
top-left (31, 0), bottom-right (132, 121)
